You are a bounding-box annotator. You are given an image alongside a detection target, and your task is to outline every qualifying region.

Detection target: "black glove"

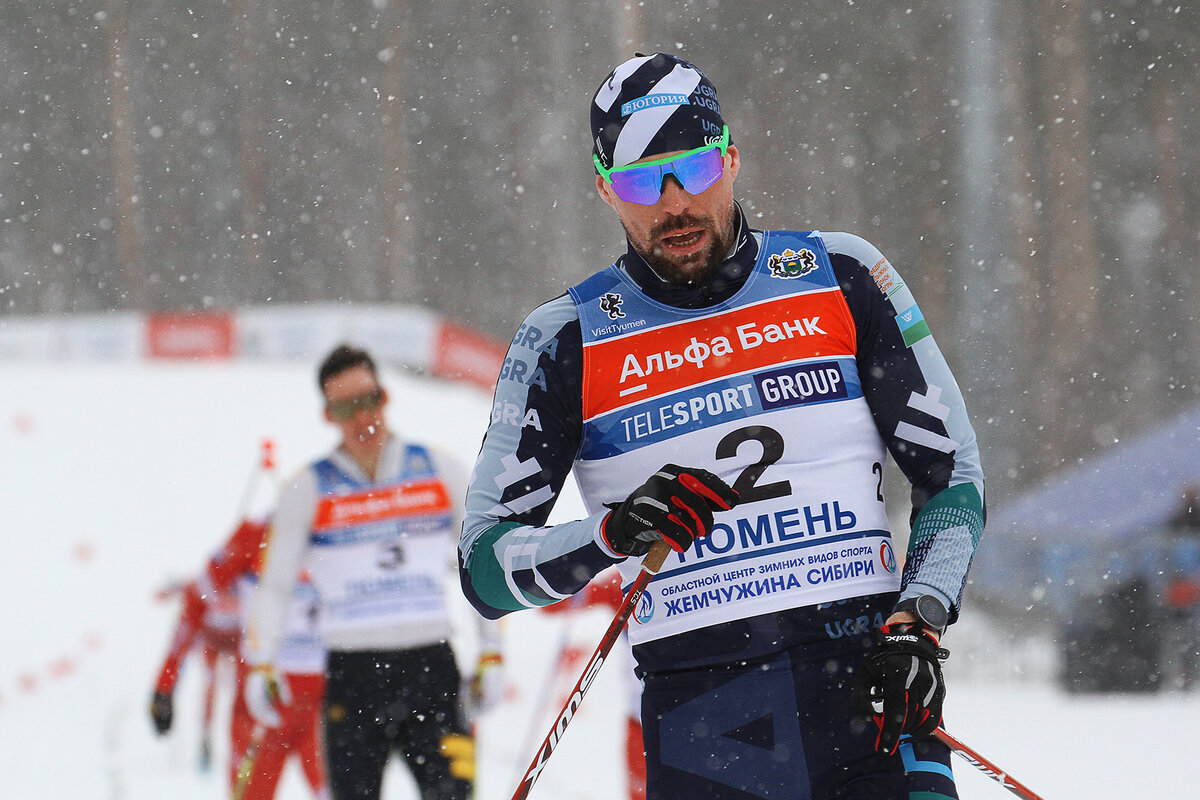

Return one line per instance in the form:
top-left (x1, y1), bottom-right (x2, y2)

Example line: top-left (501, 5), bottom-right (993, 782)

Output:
top-left (149, 691), bottom-right (174, 735)
top-left (860, 623), bottom-right (948, 755)
top-left (601, 464), bottom-right (738, 556)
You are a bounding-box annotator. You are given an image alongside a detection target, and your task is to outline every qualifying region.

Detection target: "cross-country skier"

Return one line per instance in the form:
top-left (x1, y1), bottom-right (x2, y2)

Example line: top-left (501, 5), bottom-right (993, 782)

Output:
top-left (244, 344), bottom-right (502, 800)
top-left (149, 569), bottom-right (240, 770)
top-left (459, 53), bottom-right (985, 800)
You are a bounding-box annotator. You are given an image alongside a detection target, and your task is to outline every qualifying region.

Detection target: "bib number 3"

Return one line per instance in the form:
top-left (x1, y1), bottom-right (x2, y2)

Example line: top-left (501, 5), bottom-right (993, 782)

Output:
top-left (377, 542), bottom-right (406, 570)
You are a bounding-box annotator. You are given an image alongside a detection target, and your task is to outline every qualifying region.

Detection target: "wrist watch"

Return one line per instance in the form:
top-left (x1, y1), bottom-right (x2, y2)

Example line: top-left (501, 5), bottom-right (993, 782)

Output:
top-left (894, 595), bottom-right (949, 634)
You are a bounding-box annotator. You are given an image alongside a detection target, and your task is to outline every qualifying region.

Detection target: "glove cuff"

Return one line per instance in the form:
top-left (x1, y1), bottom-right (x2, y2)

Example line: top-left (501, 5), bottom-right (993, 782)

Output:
top-left (598, 509), bottom-right (642, 558)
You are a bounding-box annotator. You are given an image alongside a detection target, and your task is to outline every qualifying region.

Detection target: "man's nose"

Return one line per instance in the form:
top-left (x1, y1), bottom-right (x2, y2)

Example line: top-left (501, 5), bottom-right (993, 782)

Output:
top-left (352, 404), bottom-right (378, 421)
top-left (656, 174), bottom-right (691, 213)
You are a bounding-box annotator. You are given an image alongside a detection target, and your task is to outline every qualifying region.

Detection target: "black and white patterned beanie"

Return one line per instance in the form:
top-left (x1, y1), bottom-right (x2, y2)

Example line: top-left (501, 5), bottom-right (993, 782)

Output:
top-left (591, 53), bottom-right (728, 171)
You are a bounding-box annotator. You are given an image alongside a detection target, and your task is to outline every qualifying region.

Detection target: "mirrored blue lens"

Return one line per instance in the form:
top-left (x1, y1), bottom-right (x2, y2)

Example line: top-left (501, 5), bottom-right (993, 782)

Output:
top-left (610, 147), bottom-right (725, 205)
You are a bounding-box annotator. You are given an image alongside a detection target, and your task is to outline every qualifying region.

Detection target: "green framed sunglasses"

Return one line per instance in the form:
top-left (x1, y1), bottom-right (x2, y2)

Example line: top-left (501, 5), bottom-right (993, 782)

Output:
top-left (594, 126), bottom-right (730, 205)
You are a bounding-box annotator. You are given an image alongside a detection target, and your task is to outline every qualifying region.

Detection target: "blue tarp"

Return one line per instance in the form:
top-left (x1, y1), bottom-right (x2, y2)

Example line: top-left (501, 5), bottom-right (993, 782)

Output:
top-left (969, 402), bottom-right (1200, 616)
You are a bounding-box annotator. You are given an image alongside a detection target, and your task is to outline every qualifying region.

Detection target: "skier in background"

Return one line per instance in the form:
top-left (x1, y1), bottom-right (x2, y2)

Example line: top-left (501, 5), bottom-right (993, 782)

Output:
top-left (149, 569), bottom-right (241, 770)
top-left (244, 344), bottom-right (503, 800)
top-left (151, 517), bottom-right (330, 799)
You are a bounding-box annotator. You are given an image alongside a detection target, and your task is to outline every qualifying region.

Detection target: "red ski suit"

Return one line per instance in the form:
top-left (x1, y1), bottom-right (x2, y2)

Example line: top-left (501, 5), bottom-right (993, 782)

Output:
top-left (153, 576), bottom-right (240, 752)
top-left (209, 519), bottom-right (328, 800)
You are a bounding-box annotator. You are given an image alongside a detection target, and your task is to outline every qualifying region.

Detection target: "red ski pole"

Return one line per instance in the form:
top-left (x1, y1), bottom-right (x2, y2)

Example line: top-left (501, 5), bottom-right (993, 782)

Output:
top-left (508, 540), bottom-right (671, 800)
top-left (153, 439), bottom-right (278, 604)
top-left (234, 438), bottom-right (277, 522)
top-left (933, 728), bottom-right (1046, 800)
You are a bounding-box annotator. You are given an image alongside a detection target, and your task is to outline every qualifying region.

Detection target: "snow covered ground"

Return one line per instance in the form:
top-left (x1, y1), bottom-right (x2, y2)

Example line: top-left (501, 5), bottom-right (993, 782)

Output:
top-left (1, 359), bottom-right (1195, 799)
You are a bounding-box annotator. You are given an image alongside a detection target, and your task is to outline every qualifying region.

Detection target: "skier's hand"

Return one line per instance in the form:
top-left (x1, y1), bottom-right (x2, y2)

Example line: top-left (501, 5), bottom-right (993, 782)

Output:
top-left (244, 664), bottom-right (291, 728)
top-left (601, 464), bottom-right (738, 557)
top-left (860, 623), bottom-right (949, 755)
top-left (149, 691), bottom-right (174, 735)
top-left (469, 650), bottom-right (505, 714)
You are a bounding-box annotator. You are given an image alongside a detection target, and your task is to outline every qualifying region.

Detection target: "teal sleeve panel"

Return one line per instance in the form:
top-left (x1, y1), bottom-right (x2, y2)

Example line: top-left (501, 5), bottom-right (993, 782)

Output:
top-left (901, 482), bottom-right (985, 620)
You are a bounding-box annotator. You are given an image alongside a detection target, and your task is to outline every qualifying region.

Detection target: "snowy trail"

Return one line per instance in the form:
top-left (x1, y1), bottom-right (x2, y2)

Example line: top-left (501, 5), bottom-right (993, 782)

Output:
top-left (1, 361), bottom-right (1195, 799)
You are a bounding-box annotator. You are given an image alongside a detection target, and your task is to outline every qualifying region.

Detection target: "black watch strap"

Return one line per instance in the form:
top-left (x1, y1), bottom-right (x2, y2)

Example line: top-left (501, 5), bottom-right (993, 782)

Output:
top-left (894, 594), bottom-right (949, 633)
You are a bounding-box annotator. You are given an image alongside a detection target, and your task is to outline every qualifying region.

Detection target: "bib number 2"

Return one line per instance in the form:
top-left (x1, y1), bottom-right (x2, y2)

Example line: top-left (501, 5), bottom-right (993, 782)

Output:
top-left (716, 426), bottom-right (790, 504)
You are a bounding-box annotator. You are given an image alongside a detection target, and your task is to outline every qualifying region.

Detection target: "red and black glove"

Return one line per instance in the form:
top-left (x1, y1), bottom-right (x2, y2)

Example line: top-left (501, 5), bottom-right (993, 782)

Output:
top-left (601, 464), bottom-right (738, 557)
top-left (860, 623), bottom-right (949, 755)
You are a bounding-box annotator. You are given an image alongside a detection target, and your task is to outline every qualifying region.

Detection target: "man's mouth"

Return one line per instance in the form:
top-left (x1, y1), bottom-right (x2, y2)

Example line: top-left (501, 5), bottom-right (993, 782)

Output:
top-left (662, 229), bottom-right (704, 249)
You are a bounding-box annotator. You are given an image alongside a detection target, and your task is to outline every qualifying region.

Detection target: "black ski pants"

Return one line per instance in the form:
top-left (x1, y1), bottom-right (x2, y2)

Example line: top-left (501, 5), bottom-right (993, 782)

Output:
top-left (323, 643), bottom-right (471, 800)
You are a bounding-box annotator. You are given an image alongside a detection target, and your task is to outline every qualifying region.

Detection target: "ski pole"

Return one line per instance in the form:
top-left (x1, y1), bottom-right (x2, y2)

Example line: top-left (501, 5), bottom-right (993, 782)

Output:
top-left (234, 438), bottom-right (277, 523)
top-left (933, 728), bottom-right (1046, 800)
top-left (153, 441), bottom-right (276, 604)
top-left (232, 723), bottom-right (267, 800)
top-left (508, 540), bottom-right (671, 800)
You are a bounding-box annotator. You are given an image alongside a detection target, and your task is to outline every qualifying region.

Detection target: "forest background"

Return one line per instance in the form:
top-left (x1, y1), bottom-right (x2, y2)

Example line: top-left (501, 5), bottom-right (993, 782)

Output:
top-left (2, 0), bottom-right (1198, 503)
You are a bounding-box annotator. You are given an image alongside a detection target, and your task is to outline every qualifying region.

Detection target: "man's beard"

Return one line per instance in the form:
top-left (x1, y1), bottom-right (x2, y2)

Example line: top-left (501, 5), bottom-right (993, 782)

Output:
top-left (628, 208), bottom-right (738, 286)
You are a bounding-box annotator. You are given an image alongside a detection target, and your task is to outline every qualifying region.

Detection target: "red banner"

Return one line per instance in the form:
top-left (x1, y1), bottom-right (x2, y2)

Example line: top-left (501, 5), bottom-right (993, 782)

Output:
top-left (432, 321), bottom-right (506, 390)
top-left (145, 311), bottom-right (236, 359)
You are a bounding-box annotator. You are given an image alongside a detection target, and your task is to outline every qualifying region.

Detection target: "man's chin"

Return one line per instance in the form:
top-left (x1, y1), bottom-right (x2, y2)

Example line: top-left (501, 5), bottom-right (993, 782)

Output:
top-left (647, 249), bottom-right (721, 286)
